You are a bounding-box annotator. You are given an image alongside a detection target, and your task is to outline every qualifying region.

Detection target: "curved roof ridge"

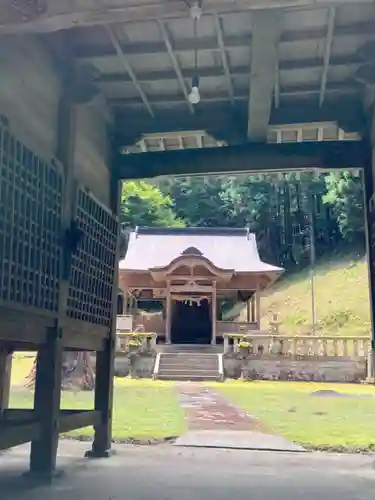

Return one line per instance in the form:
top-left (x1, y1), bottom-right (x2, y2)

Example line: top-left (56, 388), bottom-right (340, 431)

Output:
top-left (136, 227), bottom-right (249, 237)
top-left (120, 227), bottom-right (283, 275)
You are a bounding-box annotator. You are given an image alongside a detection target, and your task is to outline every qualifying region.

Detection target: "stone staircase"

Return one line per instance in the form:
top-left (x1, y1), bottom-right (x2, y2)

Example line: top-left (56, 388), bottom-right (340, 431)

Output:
top-left (155, 345), bottom-right (222, 381)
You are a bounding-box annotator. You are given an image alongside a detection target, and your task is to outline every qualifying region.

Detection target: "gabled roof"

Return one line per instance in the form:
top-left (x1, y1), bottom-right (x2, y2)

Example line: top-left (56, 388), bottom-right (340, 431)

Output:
top-left (119, 227), bottom-right (283, 274)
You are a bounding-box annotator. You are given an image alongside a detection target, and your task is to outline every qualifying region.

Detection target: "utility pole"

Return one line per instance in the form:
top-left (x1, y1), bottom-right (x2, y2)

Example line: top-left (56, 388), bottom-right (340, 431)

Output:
top-left (308, 190), bottom-right (317, 335)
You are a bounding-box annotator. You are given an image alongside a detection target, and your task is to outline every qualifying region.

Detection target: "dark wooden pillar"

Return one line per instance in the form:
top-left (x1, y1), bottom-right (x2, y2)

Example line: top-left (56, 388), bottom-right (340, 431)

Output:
top-left (86, 172), bottom-right (121, 458)
top-left (29, 326), bottom-right (63, 475)
top-left (364, 120), bottom-right (375, 381)
top-left (29, 62), bottom-right (77, 477)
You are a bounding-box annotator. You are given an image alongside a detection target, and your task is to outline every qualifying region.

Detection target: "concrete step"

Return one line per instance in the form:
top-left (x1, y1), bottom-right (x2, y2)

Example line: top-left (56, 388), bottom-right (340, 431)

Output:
top-left (159, 356), bottom-right (218, 363)
top-left (155, 352), bottom-right (221, 381)
top-left (160, 356), bottom-right (218, 366)
top-left (159, 368), bottom-right (219, 374)
top-left (158, 374), bottom-right (220, 381)
top-left (159, 363), bottom-right (219, 370)
top-left (161, 353), bottom-right (217, 358)
top-left (159, 345), bottom-right (221, 354)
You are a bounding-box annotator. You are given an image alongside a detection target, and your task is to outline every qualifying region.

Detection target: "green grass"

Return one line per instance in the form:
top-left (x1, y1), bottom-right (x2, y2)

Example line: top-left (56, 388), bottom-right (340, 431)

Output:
top-left (10, 351), bottom-right (375, 450)
top-left (10, 379), bottom-right (186, 440)
top-left (9, 353), bottom-right (186, 440)
top-left (11, 352), bottom-right (34, 385)
top-left (215, 380), bottom-right (375, 450)
top-left (259, 251), bottom-right (371, 337)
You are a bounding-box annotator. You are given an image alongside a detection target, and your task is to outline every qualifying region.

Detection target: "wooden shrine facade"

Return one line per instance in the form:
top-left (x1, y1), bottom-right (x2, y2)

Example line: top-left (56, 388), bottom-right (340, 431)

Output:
top-left (119, 228), bottom-right (283, 345)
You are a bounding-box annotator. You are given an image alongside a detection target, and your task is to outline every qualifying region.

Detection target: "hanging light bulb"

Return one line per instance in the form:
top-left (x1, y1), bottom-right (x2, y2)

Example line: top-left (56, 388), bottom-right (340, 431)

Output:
top-left (187, 2), bottom-right (201, 105)
top-left (188, 74), bottom-right (200, 104)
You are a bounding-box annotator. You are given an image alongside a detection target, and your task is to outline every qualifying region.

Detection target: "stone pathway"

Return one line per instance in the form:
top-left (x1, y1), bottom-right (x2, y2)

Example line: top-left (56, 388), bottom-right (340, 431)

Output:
top-left (176, 383), bottom-right (269, 432)
top-left (175, 383), bottom-right (305, 452)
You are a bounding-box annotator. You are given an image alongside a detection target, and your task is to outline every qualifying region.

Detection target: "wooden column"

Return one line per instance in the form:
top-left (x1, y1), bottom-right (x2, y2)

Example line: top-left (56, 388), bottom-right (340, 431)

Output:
top-left (0, 349), bottom-right (12, 413)
top-left (165, 282), bottom-right (172, 344)
top-left (211, 281), bottom-right (217, 345)
top-left (363, 109), bottom-right (375, 382)
top-left (251, 294), bottom-right (256, 323)
top-left (255, 291), bottom-right (261, 328)
top-left (87, 158), bottom-right (121, 459)
top-left (29, 64), bottom-right (77, 477)
top-left (123, 286), bottom-right (128, 314)
top-left (29, 326), bottom-right (64, 475)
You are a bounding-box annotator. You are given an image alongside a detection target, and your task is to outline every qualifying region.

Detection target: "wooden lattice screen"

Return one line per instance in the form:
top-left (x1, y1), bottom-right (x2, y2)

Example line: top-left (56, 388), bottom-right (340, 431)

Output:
top-left (0, 120), bottom-right (63, 313)
top-left (67, 187), bottom-right (118, 326)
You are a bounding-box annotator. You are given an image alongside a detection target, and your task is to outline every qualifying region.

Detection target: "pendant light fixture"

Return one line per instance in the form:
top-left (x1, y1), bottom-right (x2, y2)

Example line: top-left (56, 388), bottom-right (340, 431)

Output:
top-left (188, 1), bottom-right (202, 105)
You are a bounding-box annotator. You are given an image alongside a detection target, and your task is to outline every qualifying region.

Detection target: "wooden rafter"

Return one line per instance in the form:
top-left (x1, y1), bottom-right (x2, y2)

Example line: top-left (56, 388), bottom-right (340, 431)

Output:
top-left (77, 21), bottom-right (375, 59)
top-left (109, 82), bottom-right (359, 108)
top-left (213, 14), bottom-right (235, 104)
top-left (157, 20), bottom-right (194, 114)
top-left (105, 25), bottom-right (154, 116)
top-left (95, 54), bottom-right (362, 86)
top-left (320, 6), bottom-right (336, 107)
top-left (274, 60), bottom-right (281, 109)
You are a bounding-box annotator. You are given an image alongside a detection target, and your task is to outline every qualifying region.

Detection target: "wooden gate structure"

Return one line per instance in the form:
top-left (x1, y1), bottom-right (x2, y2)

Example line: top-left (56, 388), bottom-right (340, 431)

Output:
top-left (1, 0), bottom-right (375, 478)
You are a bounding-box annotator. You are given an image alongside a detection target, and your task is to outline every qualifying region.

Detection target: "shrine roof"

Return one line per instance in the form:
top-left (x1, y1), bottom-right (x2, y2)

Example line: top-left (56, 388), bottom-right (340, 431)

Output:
top-left (119, 227), bottom-right (283, 274)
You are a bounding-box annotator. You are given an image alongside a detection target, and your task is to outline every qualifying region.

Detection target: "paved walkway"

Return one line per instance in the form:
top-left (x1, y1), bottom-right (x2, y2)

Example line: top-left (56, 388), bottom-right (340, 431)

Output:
top-left (175, 383), bottom-right (305, 452)
top-left (1, 442), bottom-right (375, 500)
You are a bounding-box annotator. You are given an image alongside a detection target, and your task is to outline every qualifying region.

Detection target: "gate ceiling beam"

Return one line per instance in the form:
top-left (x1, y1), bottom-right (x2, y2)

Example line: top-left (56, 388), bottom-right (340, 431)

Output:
top-left (115, 140), bottom-right (368, 180)
top-left (0, 1), bottom-right (373, 36)
top-left (247, 11), bottom-right (282, 141)
top-left (113, 96), bottom-right (366, 146)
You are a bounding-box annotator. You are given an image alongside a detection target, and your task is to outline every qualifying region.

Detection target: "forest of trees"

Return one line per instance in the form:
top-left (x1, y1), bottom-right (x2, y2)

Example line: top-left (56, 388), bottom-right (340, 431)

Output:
top-left (120, 171), bottom-right (365, 271)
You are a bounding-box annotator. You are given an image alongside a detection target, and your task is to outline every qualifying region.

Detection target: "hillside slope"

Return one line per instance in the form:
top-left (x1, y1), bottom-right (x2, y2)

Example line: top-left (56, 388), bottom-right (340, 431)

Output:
top-left (260, 252), bottom-right (371, 337)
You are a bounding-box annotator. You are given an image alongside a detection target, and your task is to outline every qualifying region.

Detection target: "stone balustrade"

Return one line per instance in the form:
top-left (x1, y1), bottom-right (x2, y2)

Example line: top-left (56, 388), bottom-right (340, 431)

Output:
top-left (216, 321), bottom-right (259, 335)
top-left (116, 332), bottom-right (157, 353)
top-left (223, 334), bottom-right (371, 359)
top-left (116, 314), bottom-right (133, 332)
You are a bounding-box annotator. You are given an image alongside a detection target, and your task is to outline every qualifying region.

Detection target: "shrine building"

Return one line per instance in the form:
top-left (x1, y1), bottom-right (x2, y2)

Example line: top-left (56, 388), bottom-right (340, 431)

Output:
top-left (118, 227), bottom-right (283, 345)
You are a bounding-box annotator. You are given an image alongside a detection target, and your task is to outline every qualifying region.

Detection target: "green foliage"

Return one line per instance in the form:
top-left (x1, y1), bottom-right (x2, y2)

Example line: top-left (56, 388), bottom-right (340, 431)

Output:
top-left (121, 171), bottom-right (365, 271)
top-left (323, 172), bottom-right (364, 241)
top-left (120, 181), bottom-right (185, 229)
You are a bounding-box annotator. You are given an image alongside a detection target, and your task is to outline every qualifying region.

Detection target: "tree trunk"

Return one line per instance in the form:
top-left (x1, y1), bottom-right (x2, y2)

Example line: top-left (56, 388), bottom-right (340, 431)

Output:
top-left (25, 352), bottom-right (95, 391)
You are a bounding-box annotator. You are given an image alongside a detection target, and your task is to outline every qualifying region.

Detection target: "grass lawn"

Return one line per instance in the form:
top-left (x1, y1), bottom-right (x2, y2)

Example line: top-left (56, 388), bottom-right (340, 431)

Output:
top-left (214, 380), bottom-right (375, 451)
top-left (10, 353), bottom-right (375, 450)
top-left (9, 353), bottom-right (186, 440)
top-left (258, 251), bottom-right (371, 337)
top-left (10, 379), bottom-right (186, 441)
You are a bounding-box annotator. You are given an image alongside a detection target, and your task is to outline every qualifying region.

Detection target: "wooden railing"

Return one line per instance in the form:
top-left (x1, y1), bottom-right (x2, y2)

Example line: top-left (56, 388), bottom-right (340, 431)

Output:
top-left (116, 332), bottom-right (157, 353)
top-left (223, 334), bottom-right (371, 358)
